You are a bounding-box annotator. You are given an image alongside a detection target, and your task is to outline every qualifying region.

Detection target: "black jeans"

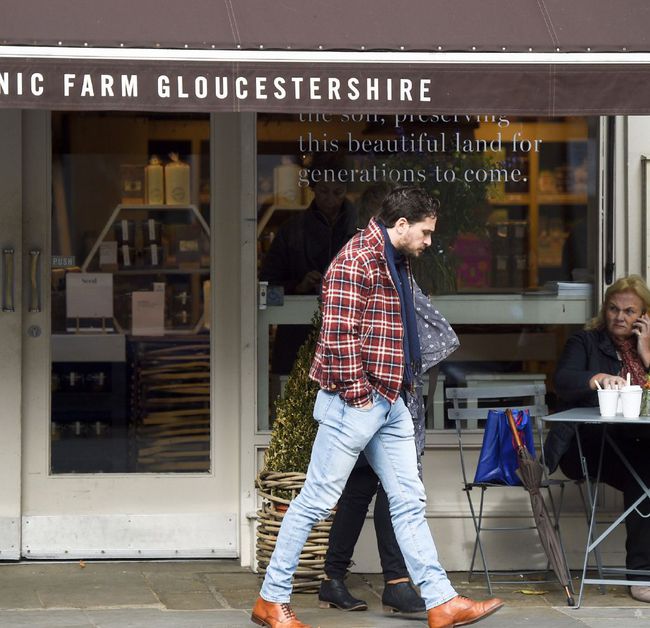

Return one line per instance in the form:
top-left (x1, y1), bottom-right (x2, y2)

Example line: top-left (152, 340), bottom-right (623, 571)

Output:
top-left (324, 454), bottom-right (409, 582)
top-left (559, 424), bottom-right (650, 579)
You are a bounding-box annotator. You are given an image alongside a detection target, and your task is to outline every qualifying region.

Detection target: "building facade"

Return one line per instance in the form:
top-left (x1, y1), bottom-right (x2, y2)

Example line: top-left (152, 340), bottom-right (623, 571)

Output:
top-left (1, 0), bottom-right (650, 572)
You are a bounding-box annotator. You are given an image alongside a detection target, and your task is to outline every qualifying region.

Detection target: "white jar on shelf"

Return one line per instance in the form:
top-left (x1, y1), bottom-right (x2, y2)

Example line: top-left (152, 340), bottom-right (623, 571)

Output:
top-left (164, 153), bottom-right (190, 205)
top-left (145, 155), bottom-right (164, 204)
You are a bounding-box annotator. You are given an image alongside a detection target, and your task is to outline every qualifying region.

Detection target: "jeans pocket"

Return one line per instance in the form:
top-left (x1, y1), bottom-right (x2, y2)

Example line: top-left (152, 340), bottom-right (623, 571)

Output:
top-left (313, 390), bottom-right (338, 424)
top-left (348, 390), bottom-right (379, 413)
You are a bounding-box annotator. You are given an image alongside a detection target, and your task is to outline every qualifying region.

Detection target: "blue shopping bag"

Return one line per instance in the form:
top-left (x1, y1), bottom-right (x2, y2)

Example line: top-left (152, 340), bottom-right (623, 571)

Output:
top-left (473, 409), bottom-right (536, 486)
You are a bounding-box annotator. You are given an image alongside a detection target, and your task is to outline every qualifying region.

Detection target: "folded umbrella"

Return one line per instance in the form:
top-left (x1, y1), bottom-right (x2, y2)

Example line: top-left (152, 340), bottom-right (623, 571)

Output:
top-left (506, 408), bottom-right (575, 606)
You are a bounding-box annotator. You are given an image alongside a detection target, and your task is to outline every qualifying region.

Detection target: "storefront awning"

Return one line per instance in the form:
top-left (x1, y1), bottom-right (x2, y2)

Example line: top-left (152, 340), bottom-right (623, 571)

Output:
top-left (2, 0), bottom-right (650, 114)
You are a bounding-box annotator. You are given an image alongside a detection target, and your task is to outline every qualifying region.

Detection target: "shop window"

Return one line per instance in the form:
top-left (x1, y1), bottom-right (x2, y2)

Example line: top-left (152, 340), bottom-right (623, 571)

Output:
top-left (51, 112), bottom-right (211, 473)
top-left (256, 113), bottom-right (599, 432)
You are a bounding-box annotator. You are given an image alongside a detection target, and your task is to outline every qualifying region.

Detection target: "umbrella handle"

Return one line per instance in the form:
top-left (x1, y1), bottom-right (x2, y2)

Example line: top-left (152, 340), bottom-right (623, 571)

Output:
top-left (506, 408), bottom-right (524, 449)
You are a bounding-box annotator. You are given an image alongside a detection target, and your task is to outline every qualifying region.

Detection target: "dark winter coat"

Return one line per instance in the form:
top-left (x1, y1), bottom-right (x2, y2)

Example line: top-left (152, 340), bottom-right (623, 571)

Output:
top-left (544, 328), bottom-right (621, 472)
top-left (407, 284), bottom-right (459, 456)
top-left (259, 199), bottom-right (358, 294)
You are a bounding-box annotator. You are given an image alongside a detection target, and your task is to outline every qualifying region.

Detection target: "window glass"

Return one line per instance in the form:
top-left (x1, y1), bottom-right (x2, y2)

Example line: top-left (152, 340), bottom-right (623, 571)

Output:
top-left (256, 113), bottom-right (598, 431)
top-left (51, 112), bottom-right (211, 473)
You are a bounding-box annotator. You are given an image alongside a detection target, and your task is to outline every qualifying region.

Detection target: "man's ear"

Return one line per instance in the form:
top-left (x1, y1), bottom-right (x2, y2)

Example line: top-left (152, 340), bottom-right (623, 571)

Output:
top-left (395, 217), bottom-right (409, 234)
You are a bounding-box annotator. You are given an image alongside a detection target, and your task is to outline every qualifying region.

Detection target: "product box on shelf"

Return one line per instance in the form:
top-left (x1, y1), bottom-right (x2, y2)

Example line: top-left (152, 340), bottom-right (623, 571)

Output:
top-left (114, 219), bottom-right (135, 244)
top-left (98, 241), bottom-right (118, 272)
top-left (119, 165), bottom-right (145, 204)
top-left (168, 224), bottom-right (203, 268)
top-left (145, 243), bottom-right (163, 267)
top-left (119, 244), bottom-right (135, 268)
top-left (141, 218), bottom-right (162, 244)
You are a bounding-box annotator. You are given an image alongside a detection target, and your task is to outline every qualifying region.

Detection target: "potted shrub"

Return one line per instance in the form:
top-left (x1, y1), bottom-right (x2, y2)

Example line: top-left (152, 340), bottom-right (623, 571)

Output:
top-left (255, 310), bottom-right (332, 592)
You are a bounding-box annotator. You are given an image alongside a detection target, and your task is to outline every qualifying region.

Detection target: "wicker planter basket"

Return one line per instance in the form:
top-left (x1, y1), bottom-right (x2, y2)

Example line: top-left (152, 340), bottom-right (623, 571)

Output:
top-left (255, 470), bottom-right (335, 593)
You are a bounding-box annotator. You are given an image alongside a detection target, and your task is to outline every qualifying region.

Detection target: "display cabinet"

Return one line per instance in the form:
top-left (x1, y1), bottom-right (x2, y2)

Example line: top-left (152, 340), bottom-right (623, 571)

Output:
top-left (131, 337), bottom-right (210, 472)
top-left (81, 204), bottom-right (210, 334)
top-left (51, 334), bottom-right (129, 473)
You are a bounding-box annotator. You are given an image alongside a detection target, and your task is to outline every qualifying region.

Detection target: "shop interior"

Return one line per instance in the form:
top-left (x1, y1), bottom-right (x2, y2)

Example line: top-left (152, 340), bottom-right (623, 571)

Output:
top-left (50, 112), bottom-right (211, 473)
top-left (47, 110), bottom-right (599, 471)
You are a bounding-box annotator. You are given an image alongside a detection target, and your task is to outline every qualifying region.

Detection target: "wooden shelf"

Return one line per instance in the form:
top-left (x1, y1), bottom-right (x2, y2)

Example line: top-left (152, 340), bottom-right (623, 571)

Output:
top-left (476, 119), bottom-right (590, 288)
top-left (491, 193), bottom-right (587, 206)
top-left (80, 204), bottom-right (210, 336)
top-left (538, 193), bottom-right (588, 205)
top-left (114, 268), bottom-right (209, 276)
top-left (489, 194), bottom-right (530, 206)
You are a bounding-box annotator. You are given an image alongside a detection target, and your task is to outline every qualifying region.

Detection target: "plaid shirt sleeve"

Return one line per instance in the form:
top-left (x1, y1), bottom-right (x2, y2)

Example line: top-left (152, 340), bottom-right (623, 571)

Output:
top-left (320, 256), bottom-right (374, 407)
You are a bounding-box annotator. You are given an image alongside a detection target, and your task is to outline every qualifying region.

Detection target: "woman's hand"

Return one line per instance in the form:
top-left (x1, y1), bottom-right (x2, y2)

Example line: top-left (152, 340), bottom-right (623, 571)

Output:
top-left (589, 373), bottom-right (627, 390)
top-left (633, 313), bottom-right (650, 368)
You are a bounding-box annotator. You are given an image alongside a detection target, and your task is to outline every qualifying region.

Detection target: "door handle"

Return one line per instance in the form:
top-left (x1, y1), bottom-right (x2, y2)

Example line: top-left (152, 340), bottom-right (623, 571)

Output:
top-left (2, 248), bottom-right (14, 312)
top-left (29, 249), bottom-right (41, 313)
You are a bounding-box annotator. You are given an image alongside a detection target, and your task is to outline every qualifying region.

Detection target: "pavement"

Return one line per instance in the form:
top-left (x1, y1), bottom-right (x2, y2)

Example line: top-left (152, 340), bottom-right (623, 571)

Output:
top-left (0, 560), bottom-right (648, 627)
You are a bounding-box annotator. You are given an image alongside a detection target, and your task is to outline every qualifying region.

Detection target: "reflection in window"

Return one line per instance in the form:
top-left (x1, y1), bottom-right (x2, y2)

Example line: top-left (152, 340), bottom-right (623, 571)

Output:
top-left (256, 114), bottom-right (598, 431)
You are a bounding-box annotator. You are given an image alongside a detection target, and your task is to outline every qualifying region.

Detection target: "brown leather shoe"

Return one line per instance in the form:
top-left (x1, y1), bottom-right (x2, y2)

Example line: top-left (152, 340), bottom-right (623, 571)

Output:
top-left (251, 596), bottom-right (311, 627)
top-left (427, 595), bottom-right (503, 628)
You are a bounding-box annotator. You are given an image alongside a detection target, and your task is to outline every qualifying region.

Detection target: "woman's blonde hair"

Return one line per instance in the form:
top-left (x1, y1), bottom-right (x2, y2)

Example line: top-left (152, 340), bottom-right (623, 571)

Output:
top-left (587, 274), bottom-right (650, 330)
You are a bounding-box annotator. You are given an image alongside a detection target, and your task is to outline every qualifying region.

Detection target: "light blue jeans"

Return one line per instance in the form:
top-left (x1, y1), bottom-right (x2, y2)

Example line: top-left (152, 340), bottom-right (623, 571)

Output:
top-left (260, 389), bottom-right (457, 610)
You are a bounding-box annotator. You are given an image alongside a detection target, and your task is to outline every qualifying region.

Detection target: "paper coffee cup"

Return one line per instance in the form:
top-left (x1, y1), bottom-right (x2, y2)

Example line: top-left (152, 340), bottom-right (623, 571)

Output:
top-left (597, 389), bottom-right (619, 417)
top-left (620, 386), bottom-right (643, 419)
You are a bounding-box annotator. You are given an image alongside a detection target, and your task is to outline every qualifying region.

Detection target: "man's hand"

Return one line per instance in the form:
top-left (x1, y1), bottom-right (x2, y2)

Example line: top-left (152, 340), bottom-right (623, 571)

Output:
top-left (295, 270), bottom-right (323, 294)
top-left (346, 392), bottom-right (374, 410)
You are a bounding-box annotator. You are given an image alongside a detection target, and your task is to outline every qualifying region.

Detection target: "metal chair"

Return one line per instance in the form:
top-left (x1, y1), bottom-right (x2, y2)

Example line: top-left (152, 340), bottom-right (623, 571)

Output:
top-left (446, 382), bottom-right (568, 594)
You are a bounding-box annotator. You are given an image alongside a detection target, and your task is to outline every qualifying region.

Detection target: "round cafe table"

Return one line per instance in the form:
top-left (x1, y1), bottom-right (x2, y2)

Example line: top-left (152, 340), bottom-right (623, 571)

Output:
top-left (542, 407), bottom-right (650, 608)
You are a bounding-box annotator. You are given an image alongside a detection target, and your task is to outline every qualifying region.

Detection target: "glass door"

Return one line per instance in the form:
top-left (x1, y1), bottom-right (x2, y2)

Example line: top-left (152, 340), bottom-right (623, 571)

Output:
top-left (20, 111), bottom-right (238, 559)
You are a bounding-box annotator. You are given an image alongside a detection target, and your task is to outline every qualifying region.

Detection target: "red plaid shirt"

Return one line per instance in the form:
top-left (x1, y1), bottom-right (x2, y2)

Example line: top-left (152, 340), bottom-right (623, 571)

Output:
top-left (309, 218), bottom-right (406, 407)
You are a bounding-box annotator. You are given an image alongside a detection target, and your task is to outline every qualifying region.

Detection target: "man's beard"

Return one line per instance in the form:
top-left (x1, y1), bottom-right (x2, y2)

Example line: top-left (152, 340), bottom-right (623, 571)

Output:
top-left (396, 243), bottom-right (425, 258)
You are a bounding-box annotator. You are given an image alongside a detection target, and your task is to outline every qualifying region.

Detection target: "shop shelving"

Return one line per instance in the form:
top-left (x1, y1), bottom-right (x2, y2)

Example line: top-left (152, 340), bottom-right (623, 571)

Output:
top-left (81, 204), bottom-right (211, 335)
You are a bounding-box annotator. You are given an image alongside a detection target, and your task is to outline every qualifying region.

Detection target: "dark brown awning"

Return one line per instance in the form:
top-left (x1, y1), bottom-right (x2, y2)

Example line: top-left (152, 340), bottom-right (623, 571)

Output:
top-left (2, 0), bottom-right (650, 53)
top-left (2, 0), bottom-right (650, 113)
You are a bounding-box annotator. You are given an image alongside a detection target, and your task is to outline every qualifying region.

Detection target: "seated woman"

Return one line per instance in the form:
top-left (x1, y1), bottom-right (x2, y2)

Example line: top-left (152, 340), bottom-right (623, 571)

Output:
top-left (544, 274), bottom-right (650, 603)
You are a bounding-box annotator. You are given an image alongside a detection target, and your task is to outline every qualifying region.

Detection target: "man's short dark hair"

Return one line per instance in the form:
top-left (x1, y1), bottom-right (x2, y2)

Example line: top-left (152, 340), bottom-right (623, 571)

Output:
top-left (375, 186), bottom-right (440, 227)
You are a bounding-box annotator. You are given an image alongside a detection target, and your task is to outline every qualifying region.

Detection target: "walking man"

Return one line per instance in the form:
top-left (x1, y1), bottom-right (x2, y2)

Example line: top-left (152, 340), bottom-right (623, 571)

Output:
top-left (252, 187), bottom-right (503, 628)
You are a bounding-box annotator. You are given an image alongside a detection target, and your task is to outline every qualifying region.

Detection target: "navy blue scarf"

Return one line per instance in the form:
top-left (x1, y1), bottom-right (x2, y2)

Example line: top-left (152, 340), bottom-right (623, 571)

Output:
top-left (379, 224), bottom-right (422, 386)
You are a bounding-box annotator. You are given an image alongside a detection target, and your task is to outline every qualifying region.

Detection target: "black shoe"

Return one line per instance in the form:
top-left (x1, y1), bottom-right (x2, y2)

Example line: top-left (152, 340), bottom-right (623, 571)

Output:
top-left (382, 581), bottom-right (426, 614)
top-left (318, 578), bottom-right (368, 611)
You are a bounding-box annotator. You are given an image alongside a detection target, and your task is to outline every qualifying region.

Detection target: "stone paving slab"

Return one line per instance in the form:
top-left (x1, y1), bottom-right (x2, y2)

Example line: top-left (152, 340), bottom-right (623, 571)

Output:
top-left (0, 560), bottom-right (647, 628)
top-left (0, 563), bottom-right (161, 610)
top-left (0, 609), bottom-right (251, 628)
top-left (0, 606), bottom-right (642, 628)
